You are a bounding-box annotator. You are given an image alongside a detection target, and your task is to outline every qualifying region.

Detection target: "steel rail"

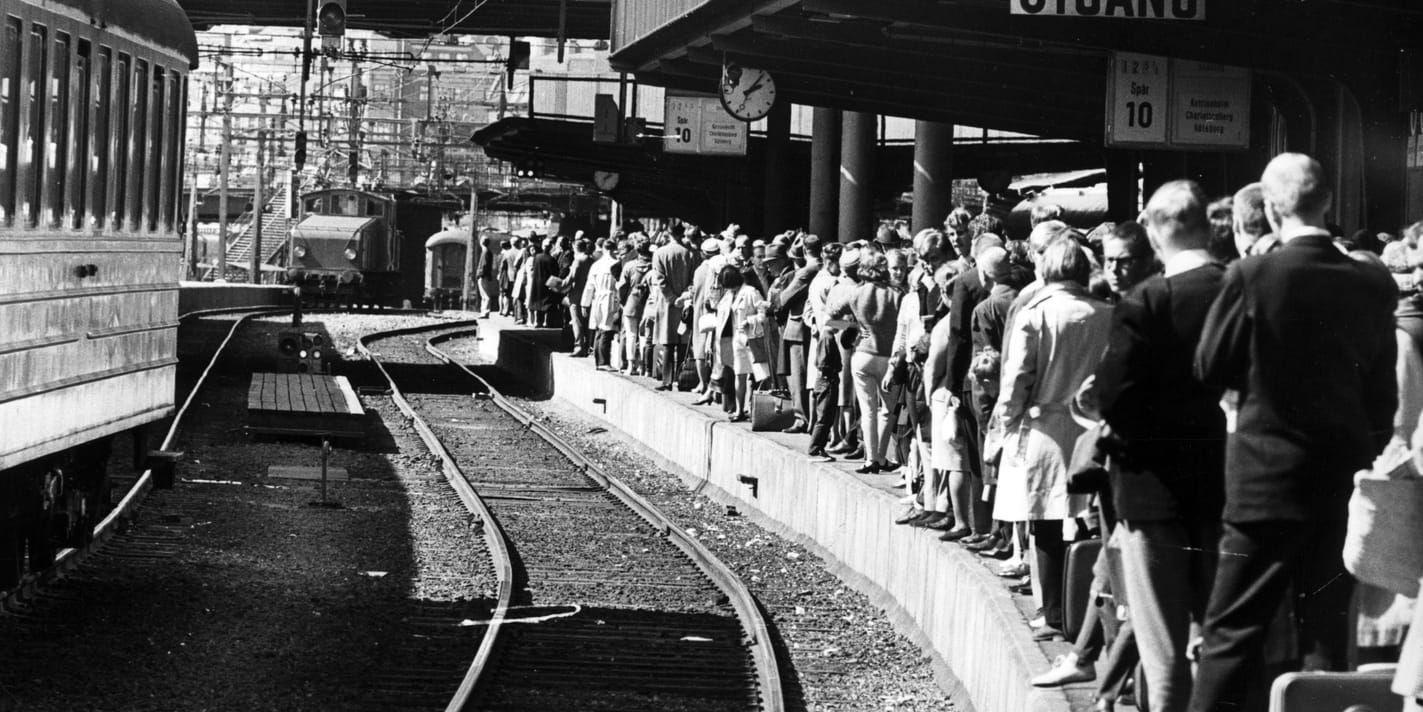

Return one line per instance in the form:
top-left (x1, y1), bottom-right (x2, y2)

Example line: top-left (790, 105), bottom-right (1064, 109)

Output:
top-left (354, 321), bottom-right (514, 712)
top-left (423, 326), bottom-right (787, 712)
top-left (3, 307), bottom-right (292, 607)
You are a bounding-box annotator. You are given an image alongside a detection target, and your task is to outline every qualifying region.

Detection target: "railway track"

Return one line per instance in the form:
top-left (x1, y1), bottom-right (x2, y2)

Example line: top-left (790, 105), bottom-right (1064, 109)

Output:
top-left (360, 322), bottom-right (786, 712)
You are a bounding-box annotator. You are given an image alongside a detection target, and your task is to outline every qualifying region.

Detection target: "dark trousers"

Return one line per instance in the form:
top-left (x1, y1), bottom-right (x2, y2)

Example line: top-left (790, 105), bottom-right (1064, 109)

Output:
top-left (661, 344), bottom-right (685, 388)
top-left (809, 375), bottom-right (839, 451)
top-left (1031, 519), bottom-right (1067, 630)
top-left (1189, 519), bottom-right (1354, 712)
top-left (593, 329), bottom-right (615, 368)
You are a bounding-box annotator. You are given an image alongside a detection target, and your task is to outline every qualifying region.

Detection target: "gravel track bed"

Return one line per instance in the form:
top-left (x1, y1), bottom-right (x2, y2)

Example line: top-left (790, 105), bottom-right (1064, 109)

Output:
top-left (0, 312), bottom-right (495, 712)
top-left (365, 328), bottom-right (762, 712)
top-left (437, 336), bottom-right (955, 712)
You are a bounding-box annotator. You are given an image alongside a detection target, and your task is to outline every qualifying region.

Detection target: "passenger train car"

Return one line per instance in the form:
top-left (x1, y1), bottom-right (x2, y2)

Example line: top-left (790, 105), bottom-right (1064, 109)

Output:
top-left (0, 0), bottom-right (197, 586)
top-left (289, 188), bottom-right (458, 306)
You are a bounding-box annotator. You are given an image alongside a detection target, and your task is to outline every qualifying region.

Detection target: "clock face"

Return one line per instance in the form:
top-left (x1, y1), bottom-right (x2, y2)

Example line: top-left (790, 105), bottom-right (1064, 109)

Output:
top-left (719, 66), bottom-right (777, 122)
top-left (593, 170), bottom-right (620, 192)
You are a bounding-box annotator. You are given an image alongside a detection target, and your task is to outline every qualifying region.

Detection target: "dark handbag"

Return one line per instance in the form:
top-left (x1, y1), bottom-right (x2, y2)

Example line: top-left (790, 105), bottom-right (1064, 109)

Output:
top-left (750, 390), bottom-right (796, 432)
top-left (676, 354), bottom-right (699, 392)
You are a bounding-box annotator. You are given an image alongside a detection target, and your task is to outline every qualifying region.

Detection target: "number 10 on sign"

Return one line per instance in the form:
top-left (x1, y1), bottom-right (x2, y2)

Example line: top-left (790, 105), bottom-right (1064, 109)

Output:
top-left (1106, 52), bottom-right (1168, 146)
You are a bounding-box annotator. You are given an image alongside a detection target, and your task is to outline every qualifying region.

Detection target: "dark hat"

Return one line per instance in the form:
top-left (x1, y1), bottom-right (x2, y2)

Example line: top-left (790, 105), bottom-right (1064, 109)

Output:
top-left (763, 243), bottom-right (789, 268)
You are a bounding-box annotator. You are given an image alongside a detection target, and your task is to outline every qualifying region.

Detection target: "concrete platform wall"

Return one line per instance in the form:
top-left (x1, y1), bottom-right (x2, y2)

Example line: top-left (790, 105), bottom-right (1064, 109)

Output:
top-left (179, 282), bottom-right (293, 316)
top-left (481, 326), bottom-right (1071, 712)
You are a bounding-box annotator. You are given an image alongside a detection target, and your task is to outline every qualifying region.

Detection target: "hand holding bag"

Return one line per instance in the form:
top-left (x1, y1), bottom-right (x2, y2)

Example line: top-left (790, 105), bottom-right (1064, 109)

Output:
top-left (1343, 457), bottom-right (1423, 597)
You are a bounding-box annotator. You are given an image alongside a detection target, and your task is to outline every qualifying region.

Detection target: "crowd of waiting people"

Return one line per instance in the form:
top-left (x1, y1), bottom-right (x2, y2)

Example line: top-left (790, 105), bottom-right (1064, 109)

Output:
top-left (476, 152), bottom-right (1423, 712)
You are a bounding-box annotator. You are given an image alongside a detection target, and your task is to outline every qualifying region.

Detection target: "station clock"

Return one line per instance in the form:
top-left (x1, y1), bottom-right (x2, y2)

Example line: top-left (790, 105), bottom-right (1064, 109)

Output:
top-left (719, 64), bottom-right (777, 122)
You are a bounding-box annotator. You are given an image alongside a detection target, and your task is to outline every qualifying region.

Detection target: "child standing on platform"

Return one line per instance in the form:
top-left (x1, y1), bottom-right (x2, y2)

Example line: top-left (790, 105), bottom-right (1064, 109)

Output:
top-left (807, 325), bottom-right (844, 460)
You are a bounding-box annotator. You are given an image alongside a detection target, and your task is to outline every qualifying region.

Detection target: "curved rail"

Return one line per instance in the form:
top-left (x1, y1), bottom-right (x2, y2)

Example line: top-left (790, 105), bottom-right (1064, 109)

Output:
top-left (354, 321), bottom-right (514, 712)
top-left (423, 326), bottom-right (787, 712)
top-left (6, 307), bottom-right (292, 604)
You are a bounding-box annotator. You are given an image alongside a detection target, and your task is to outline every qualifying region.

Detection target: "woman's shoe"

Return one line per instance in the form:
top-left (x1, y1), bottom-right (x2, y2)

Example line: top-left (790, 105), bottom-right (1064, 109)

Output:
top-left (844, 446), bottom-right (866, 461)
top-left (1030, 653), bottom-right (1096, 687)
top-left (876, 460), bottom-right (901, 472)
top-left (964, 536), bottom-right (1001, 552)
top-left (937, 528), bottom-right (973, 541)
top-left (853, 463), bottom-right (881, 475)
top-left (692, 394), bottom-right (714, 405)
top-left (729, 412), bottom-right (749, 423)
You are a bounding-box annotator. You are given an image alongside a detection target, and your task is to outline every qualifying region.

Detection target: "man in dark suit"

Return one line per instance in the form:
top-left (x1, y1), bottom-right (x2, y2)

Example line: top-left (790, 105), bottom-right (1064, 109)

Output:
top-left (945, 232), bottom-right (996, 537)
top-left (1094, 180), bottom-right (1227, 712)
top-left (1189, 153), bottom-right (1397, 712)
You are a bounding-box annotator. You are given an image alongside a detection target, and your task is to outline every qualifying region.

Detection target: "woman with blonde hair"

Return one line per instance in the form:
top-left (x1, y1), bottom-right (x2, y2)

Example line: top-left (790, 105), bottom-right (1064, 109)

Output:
top-left (828, 250), bottom-right (905, 473)
top-left (992, 239), bottom-right (1113, 640)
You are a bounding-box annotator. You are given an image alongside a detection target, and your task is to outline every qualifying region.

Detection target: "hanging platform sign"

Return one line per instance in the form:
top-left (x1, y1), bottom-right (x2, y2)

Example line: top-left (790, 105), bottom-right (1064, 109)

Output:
top-left (664, 92), bottom-right (748, 156)
top-left (1011, 0), bottom-right (1204, 20)
top-left (1105, 51), bottom-right (1250, 151)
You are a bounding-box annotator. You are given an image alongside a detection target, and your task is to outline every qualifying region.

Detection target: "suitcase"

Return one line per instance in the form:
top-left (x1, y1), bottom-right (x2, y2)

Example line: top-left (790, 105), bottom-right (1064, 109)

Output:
top-left (1063, 538), bottom-right (1104, 641)
top-left (1267, 670), bottom-right (1401, 712)
top-left (751, 390), bottom-right (797, 432)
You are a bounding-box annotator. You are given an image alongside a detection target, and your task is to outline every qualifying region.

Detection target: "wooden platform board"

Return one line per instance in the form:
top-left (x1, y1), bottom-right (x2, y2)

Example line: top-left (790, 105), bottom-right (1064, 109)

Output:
top-left (246, 372), bottom-right (365, 439)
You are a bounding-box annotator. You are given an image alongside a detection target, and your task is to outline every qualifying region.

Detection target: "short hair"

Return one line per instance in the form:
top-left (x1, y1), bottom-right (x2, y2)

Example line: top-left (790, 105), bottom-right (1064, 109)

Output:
top-left (858, 251), bottom-right (889, 283)
top-left (978, 245), bottom-right (1011, 282)
top-left (1232, 182), bottom-right (1270, 239)
top-left (944, 207), bottom-right (973, 234)
top-left (1030, 203), bottom-right (1064, 227)
top-left (575, 238), bottom-right (593, 255)
top-left (1143, 180), bottom-right (1210, 250)
top-left (915, 229), bottom-right (947, 261)
top-left (1029, 219), bottom-right (1071, 253)
top-left (886, 248), bottom-right (911, 267)
top-left (717, 263), bottom-right (744, 289)
top-left (1261, 152), bottom-right (1331, 219)
top-left (933, 260), bottom-right (963, 287)
top-left (968, 213), bottom-right (1004, 241)
top-left (1105, 220), bottom-right (1153, 259)
top-left (971, 233), bottom-right (1004, 259)
top-left (802, 234), bottom-right (824, 258)
top-left (635, 241), bottom-right (653, 258)
top-left (1207, 197), bottom-right (1242, 262)
top-left (822, 242), bottom-right (843, 264)
top-left (1041, 240), bottom-right (1093, 287)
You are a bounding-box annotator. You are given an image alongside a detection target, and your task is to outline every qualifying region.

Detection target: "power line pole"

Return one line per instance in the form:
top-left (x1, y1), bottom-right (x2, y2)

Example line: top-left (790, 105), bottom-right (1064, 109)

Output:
top-left (217, 32), bottom-right (233, 281)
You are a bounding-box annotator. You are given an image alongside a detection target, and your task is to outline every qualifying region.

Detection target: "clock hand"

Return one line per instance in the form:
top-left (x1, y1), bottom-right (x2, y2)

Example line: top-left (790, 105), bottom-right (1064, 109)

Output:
top-left (742, 80), bottom-right (764, 99)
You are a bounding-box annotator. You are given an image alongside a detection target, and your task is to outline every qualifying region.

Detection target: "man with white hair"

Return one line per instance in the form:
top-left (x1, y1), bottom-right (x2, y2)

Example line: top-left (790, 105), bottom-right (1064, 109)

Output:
top-left (1190, 153), bottom-right (1397, 712)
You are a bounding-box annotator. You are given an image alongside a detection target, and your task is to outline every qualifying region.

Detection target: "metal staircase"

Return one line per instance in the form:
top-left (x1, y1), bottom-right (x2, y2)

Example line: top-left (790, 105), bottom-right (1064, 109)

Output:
top-left (202, 176), bottom-right (294, 281)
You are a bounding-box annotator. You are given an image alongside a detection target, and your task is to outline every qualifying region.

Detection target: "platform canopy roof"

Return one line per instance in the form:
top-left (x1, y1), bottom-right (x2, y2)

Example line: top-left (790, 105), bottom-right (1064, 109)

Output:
top-left (178, 0), bottom-right (612, 39)
top-left (608, 0), bottom-right (1423, 141)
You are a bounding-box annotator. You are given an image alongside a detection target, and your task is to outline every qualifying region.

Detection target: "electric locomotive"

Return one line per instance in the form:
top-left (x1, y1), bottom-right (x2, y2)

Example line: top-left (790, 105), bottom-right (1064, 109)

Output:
top-left (286, 188), bottom-right (458, 306)
top-left (0, 0), bottom-right (197, 586)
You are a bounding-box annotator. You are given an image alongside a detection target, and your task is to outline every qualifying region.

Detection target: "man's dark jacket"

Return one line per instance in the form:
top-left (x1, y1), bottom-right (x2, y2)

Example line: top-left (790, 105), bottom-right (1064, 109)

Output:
top-left (1095, 261), bottom-right (1227, 522)
top-left (1194, 232), bottom-right (1397, 522)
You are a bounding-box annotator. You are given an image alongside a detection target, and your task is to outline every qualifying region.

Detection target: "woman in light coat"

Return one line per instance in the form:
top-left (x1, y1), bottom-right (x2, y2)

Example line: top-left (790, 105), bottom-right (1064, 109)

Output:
top-left (581, 242), bottom-right (623, 370)
top-left (713, 264), bottom-right (767, 422)
top-left (991, 239), bottom-right (1113, 638)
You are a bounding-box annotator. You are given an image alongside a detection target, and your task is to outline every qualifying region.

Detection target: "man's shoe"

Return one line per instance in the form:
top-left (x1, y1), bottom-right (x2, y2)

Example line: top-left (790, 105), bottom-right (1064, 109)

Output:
top-left (654, 384), bottom-right (673, 391)
top-left (961, 533), bottom-right (991, 546)
top-left (1030, 653), bottom-right (1096, 687)
top-left (910, 513), bottom-right (950, 529)
top-left (853, 462), bottom-right (881, 475)
top-left (979, 546), bottom-right (1013, 560)
top-left (964, 536), bottom-right (1001, 552)
top-left (937, 527), bottom-right (972, 540)
top-left (826, 441), bottom-right (852, 455)
top-left (1032, 626), bottom-right (1067, 642)
top-left (782, 421), bottom-right (809, 434)
top-left (844, 446), bottom-right (866, 461)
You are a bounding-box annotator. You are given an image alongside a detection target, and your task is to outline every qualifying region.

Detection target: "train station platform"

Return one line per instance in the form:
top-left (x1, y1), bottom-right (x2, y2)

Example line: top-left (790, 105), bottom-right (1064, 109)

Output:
top-left (474, 316), bottom-right (1086, 712)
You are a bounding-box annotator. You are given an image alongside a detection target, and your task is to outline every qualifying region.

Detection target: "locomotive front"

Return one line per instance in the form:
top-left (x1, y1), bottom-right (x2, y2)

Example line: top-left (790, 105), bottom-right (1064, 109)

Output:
top-left (287, 215), bottom-right (393, 303)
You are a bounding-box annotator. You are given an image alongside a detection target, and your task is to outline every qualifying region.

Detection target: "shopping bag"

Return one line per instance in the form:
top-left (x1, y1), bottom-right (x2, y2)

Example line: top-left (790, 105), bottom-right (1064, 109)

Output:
top-left (1344, 461), bottom-right (1423, 597)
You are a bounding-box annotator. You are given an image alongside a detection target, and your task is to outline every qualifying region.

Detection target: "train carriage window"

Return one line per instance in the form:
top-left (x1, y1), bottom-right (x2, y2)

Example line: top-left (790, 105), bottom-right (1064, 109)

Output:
top-left (89, 46), bottom-right (110, 229)
top-left (44, 32), bottom-right (69, 228)
top-left (126, 59), bottom-right (147, 232)
top-left (109, 53), bottom-right (129, 228)
top-left (163, 71), bottom-right (182, 232)
top-left (21, 23), bottom-right (47, 227)
top-left (145, 65), bottom-right (164, 232)
top-left (0, 17), bottom-right (21, 225)
top-left (65, 39), bottom-right (89, 229)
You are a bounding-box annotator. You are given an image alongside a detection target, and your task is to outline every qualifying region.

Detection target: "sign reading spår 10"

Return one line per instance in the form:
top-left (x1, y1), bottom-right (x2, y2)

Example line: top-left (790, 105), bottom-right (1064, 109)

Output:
top-left (1105, 51), bottom-right (1251, 150)
top-left (1010, 0), bottom-right (1204, 20)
